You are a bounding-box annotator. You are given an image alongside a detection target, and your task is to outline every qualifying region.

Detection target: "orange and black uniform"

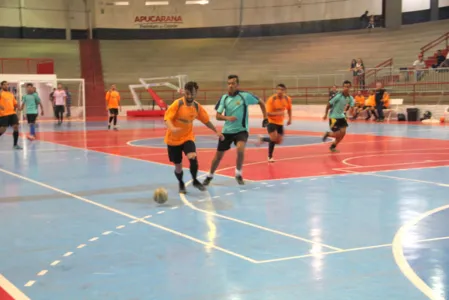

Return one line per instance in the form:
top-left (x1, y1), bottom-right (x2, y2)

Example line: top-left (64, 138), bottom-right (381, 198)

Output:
top-left (164, 97), bottom-right (210, 164)
top-left (265, 94), bottom-right (292, 135)
top-left (106, 90), bottom-right (120, 115)
top-left (0, 91), bottom-right (19, 128)
top-left (354, 95), bottom-right (365, 108)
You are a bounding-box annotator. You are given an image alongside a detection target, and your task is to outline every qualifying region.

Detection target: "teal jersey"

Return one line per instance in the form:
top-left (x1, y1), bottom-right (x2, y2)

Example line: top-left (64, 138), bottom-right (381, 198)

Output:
top-left (329, 92), bottom-right (354, 119)
top-left (215, 91), bottom-right (260, 134)
top-left (22, 93), bottom-right (41, 114)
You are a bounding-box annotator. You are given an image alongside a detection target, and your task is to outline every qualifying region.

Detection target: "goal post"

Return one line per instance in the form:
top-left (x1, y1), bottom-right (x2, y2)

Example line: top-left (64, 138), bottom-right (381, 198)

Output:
top-left (129, 75), bottom-right (188, 110)
top-left (1, 74), bottom-right (85, 122)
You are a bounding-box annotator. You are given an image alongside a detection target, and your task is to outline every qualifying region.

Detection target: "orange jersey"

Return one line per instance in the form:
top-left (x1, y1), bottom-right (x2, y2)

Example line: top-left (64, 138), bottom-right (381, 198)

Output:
top-left (0, 91), bottom-right (17, 117)
top-left (106, 90), bottom-right (120, 109)
top-left (265, 94), bottom-right (292, 125)
top-left (382, 92), bottom-right (390, 108)
top-left (164, 97), bottom-right (210, 146)
top-left (366, 95), bottom-right (375, 107)
top-left (354, 95), bottom-right (365, 105)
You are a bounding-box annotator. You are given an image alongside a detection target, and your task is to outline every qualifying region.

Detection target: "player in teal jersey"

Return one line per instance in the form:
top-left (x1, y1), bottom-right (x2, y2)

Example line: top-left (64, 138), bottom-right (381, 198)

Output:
top-left (322, 80), bottom-right (355, 152)
top-left (20, 83), bottom-right (44, 140)
top-left (203, 75), bottom-right (268, 185)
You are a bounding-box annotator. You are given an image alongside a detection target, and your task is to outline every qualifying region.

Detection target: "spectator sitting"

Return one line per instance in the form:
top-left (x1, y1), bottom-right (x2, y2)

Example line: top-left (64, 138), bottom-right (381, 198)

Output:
top-left (351, 90), bottom-right (365, 120)
top-left (367, 15), bottom-right (375, 31)
top-left (363, 90), bottom-right (377, 121)
top-left (432, 50), bottom-right (446, 68)
top-left (412, 53), bottom-right (427, 81)
top-left (439, 51), bottom-right (449, 69)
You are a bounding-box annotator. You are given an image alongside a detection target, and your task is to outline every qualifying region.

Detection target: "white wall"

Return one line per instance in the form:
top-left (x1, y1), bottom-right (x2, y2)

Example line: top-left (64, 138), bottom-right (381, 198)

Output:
top-left (94, 0), bottom-right (382, 29)
top-left (402, 0), bottom-right (430, 12)
top-left (0, 0), bottom-right (88, 29)
top-left (439, 0), bottom-right (449, 7)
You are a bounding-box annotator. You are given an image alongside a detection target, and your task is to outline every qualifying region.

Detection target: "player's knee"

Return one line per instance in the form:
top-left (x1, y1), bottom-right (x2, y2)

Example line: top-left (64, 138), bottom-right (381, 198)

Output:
top-left (174, 164), bottom-right (183, 172)
top-left (186, 152), bottom-right (197, 160)
top-left (277, 136), bottom-right (283, 144)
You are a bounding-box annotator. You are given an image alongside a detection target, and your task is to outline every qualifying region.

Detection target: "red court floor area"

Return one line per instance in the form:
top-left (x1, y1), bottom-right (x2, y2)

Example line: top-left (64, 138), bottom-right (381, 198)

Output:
top-left (37, 128), bottom-right (449, 180)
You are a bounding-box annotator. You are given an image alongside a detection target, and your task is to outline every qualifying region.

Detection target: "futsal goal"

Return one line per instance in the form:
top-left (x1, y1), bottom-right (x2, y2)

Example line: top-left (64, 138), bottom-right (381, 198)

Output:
top-left (128, 75), bottom-right (188, 117)
top-left (2, 74), bottom-right (85, 122)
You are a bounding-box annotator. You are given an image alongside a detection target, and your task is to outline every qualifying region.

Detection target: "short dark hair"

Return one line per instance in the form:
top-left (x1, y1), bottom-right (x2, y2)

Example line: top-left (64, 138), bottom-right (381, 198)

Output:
top-left (26, 83), bottom-right (33, 87)
top-left (228, 75), bottom-right (239, 84)
top-left (0, 81), bottom-right (6, 86)
top-left (276, 83), bottom-right (286, 89)
top-left (343, 80), bottom-right (352, 86)
top-left (184, 81), bottom-right (199, 94)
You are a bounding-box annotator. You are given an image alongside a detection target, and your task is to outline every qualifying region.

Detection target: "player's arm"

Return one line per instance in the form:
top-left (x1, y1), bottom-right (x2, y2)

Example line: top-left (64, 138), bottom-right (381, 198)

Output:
top-left (105, 91), bottom-right (110, 111)
top-left (13, 97), bottom-right (20, 111)
top-left (118, 93), bottom-right (122, 111)
top-left (36, 95), bottom-right (44, 115)
top-left (20, 96), bottom-right (25, 111)
top-left (348, 96), bottom-right (356, 115)
top-left (215, 96), bottom-right (236, 121)
top-left (197, 104), bottom-right (224, 140)
top-left (287, 97), bottom-right (292, 125)
top-left (164, 102), bottom-right (181, 132)
top-left (323, 95), bottom-right (337, 120)
top-left (244, 92), bottom-right (268, 126)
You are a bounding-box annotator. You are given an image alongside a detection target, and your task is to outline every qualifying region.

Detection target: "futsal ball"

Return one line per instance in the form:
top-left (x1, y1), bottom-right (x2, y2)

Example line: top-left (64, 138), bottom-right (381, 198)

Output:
top-left (153, 188), bottom-right (168, 204)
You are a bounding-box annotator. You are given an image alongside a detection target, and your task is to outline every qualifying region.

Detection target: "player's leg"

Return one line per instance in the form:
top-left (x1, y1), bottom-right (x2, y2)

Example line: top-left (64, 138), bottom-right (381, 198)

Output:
top-left (328, 119), bottom-right (348, 152)
top-left (167, 144), bottom-right (186, 194)
top-left (376, 102), bottom-right (384, 122)
top-left (113, 109), bottom-right (118, 130)
top-left (108, 109), bottom-right (113, 129)
top-left (184, 141), bottom-right (206, 191)
top-left (234, 131), bottom-right (249, 185)
top-left (203, 135), bottom-right (232, 186)
top-left (268, 125), bottom-right (284, 161)
top-left (59, 105), bottom-right (64, 124)
top-left (11, 114), bottom-right (21, 149)
top-left (0, 117), bottom-right (7, 139)
top-left (27, 114), bottom-right (37, 140)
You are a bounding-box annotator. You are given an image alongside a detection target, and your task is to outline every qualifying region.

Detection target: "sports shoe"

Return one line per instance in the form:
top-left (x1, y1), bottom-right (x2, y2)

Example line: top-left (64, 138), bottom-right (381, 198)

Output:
top-left (179, 182), bottom-right (187, 194)
top-left (192, 180), bottom-right (206, 191)
top-left (235, 175), bottom-right (245, 185)
top-left (13, 145), bottom-right (23, 150)
top-left (203, 176), bottom-right (213, 186)
top-left (268, 157), bottom-right (275, 163)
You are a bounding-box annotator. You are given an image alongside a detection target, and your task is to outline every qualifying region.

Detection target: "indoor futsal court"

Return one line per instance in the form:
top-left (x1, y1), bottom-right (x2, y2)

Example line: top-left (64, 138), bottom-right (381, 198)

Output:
top-left (1, 116), bottom-right (449, 300)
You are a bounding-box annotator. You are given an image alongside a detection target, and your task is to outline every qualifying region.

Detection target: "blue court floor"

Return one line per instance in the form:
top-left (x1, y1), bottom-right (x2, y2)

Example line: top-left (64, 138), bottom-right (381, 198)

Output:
top-left (1, 118), bottom-right (449, 300)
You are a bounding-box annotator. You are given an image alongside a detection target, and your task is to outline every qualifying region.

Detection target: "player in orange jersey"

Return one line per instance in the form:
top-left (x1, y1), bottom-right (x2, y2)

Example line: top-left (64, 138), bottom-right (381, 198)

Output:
top-left (0, 81), bottom-right (22, 149)
top-left (105, 84), bottom-right (121, 130)
top-left (257, 83), bottom-right (292, 162)
top-left (164, 81), bottom-right (224, 194)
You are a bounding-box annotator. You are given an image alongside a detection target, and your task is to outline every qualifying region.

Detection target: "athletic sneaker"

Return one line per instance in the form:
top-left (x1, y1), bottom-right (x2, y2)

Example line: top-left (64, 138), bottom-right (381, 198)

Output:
top-left (203, 176), bottom-right (213, 186)
top-left (13, 145), bottom-right (23, 150)
top-left (268, 157), bottom-right (275, 163)
top-left (329, 147), bottom-right (339, 153)
top-left (179, 182), bottom-right (187, 194)
top-left (192, 180), bottom-right (206, 191)
top-left (235, 175), bottom-right (245, 185)
top-left (108, 125), bottom-right (111, 130)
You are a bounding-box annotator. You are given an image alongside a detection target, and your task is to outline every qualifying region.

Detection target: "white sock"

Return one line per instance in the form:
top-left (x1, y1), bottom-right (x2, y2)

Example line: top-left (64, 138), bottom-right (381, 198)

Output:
top-left (207, 173), bottom-right (214, 178)
top-left (235, 169), bottom-right (242, 176)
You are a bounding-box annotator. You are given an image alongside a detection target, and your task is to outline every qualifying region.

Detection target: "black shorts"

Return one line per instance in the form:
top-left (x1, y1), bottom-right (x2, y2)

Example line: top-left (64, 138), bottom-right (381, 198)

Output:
top-left (167, 140), bottom-right (196, 164)
top-left (217, 131), bottom-right (249, 152)
top-left (267, 123), bottom-right (284, 135)
top-left (0, 114), bottom-right (19, 128)
top-left (109, 108), bottom-right (119, 115)
top-left (329, 118), bottom-right (348, 132)
top-left (55, 105), bottom-right (65, 114)
top-left (27, 114), bottom-right (38, 124)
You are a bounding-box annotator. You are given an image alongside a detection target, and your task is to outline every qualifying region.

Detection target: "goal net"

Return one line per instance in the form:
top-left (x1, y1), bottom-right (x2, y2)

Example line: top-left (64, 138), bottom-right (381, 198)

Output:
top-left (129, 75), bottom-right (188, 110)
top-left (3, 74), bottom-right (85, 122)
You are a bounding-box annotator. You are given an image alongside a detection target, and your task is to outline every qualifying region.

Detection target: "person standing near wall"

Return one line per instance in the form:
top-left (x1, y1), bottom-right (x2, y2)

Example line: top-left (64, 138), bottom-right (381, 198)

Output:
top-left (53, 84), bottom-right (67, 125)
top-left (374, 82), bottom-right (386, 122)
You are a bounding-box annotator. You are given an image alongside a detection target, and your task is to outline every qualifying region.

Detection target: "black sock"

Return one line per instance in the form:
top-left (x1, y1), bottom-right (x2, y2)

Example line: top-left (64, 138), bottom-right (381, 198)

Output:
top-left (262, 137), bottom-right (271, 143)
top-left (113, 115), bottom-right (117, 126)
top-left (189, 158), bottom-right (198, 180)
top-left (268, 142), bottom-right (275, 158)
top-left (175, 171), bottom-right (183, 183)
top-left (330, 143), bottom-right (336, 149)
top-left (108, 116), bottom-right (113, 124)
top-left (13, 131), bottom-right (19, 146)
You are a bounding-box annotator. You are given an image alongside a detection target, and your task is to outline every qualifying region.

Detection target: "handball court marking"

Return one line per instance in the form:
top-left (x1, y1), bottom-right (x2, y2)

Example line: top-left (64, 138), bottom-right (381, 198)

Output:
top-left (0, 274), bottom-right (30, 300)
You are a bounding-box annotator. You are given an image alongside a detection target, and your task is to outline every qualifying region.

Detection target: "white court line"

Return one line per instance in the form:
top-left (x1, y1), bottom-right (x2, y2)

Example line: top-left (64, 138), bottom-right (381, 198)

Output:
top-left (341, 152), bottom-right (449, 168)
top-left (180, 176), bottom-right (342, 251)
top-left (392, 205), bottom-right (449, 300)
top-left (257, 236), bottom-right (449, 264)
top-left (0, 167), bottom-right (257, 263)
top-left (0, 274), bottom-right (30, 300)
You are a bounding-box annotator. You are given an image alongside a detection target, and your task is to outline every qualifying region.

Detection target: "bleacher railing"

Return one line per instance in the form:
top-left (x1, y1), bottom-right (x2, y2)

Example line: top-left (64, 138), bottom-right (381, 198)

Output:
top-left (420, 32), bottom-right (449, 56)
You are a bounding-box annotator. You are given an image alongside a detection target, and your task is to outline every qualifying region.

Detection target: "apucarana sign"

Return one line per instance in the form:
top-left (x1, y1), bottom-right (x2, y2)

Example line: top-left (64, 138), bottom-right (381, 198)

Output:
top-left (134, 15), bottom-right (183, 29)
